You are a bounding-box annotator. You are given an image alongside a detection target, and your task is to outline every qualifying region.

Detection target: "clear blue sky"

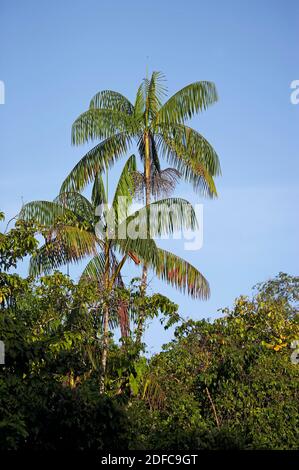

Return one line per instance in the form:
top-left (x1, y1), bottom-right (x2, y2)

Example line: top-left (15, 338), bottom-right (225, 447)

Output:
top-left (1, 0), bottom-right (298, 352)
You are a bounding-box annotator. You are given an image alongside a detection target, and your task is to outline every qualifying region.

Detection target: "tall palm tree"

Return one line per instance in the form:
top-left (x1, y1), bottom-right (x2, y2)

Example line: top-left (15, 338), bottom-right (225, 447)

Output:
top-left (62, 72), bottom-right (221, 293)
top-left (20, 156), bottom-right (209, 392)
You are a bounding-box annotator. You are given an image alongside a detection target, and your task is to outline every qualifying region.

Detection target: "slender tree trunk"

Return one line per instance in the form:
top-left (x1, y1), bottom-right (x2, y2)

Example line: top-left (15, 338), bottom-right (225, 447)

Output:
top-left (205, 386), bottom-right (221, 429)
top-left (100, 303), bottom-right (109, 394)
top-left (100, 243), bottom-right (110, 394)
top-left (136, 131), bottom-right (151, 346)
top-left (141, 130), bottom-right (151, 288)
top-left (144, 130), bottom-right (151, 208)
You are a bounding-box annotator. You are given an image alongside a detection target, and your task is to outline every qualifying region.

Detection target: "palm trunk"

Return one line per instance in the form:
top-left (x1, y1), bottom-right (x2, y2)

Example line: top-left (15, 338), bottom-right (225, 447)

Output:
top-left (142, 130), bottom-right (151, 288)
top-left (99, 303), bottom-right (109, 394)
top-left (136, 131), bottom-right (151, 346)
top-left (100, 243), bottom-right (110, 394)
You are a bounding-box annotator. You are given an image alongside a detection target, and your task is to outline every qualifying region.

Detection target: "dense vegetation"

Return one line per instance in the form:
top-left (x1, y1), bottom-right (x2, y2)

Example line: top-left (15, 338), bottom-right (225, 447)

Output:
top-left (0, 221), bottom-right (298, 450)
top-left (0, 73), bottom-right (298, 450)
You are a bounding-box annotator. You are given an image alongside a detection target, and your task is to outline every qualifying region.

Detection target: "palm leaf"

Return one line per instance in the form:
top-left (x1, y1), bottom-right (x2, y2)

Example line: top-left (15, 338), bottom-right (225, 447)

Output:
top-left (29, 242), bottom-right (69, 276)
top-left (134, 83), bottom-right (146, 119)
top-left (154, 248), bottom-right (210, 299)
top-left (157, 126), bottom-right (220, 197)
top-left (112, 154), bottom-right (136, 220)
top-left (72, 108), bottom-right (139, 145)
top-left (80, 253), bottom-right (106, 283)
top-left (89, 90), bottom-right (134, 114)
top-left (60, 133), bottom-right (132, 193)
top-left (146, 71), bottom-right (167, 121)
top-left (19, 201), bottom-right (75, 227)
top-left (91, 173), bottom-right (107, 208)
top-left (156, 81), bottom-right (218, 124)
top-left (30, 225), bottom-right (97, 277)
top-left (115, 236), bottom-right (159, 268)
top-left (120, 197), bottom-right (198, 239)
top-left (160, 124), bottom-right (220, 175)
top-left (55, 192), bottom-right (94, 223)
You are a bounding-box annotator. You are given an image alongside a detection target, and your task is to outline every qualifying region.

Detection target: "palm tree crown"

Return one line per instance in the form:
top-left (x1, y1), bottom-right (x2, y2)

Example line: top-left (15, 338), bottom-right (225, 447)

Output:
top-left (61, 72), bottom-right (221, 200)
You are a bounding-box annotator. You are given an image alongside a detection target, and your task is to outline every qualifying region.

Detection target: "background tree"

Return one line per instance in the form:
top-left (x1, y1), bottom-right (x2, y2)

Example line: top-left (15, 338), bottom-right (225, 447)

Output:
top-left (1, 226), bottom-right (298, 450)
top-left (127, 274), bottom-right (299, 450)
top-left (0, 224), bottom-right (180, 449)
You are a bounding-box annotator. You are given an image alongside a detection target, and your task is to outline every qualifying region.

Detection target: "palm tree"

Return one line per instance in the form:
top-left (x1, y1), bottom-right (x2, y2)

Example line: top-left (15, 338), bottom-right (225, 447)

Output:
top-left (20, 156), bottom-right (209, 392)
top-left (62, 72), bottom-right (221, 293)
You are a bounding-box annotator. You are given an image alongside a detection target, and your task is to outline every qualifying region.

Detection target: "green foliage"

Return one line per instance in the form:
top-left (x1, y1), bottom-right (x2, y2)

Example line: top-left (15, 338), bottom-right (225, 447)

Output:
top-left (0, 220), bottom-right (39, 272)
top-left (0, 267), bottom-right (130, 450)
top-left (0, 226), bottom-right (180, 448)
top-left (0, 226), bottom-right (298, 451)
top-left (128, 274), bottom-right (299, 449)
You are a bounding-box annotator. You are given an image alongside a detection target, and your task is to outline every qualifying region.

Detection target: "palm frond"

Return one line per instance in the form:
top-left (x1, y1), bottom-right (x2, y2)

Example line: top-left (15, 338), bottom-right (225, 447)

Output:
top-left (112, 154), bottom-right (136, 219)
top-left (160, 124), bottom-right (221, 176)
top-left (71, 109), bottom-right (138, 145)
top-left (19, 200), bottom-right (75, 227)
top-left (146, 71), bottom-right (167, 121)
top-left (79, 253), bottom-right (106, 283)
top-left (158, 125), bottom-right (220, 197)
top-left (60, 133), bottom-right (132, 193)
top-left (91, 173), bottom-right (107, 208)
top-left (115, 236), bottom-right (159, 268)
top-left (150, 134), bottom-right (161, 173)
top-left (117, 299), bottom-right (130, 337)
top-left (80, 252), bottom-right (130, 337)
top-left (89, 90), bottom-right (134, 114)
top-left (55, 192), bottom-right (94, 223)
top-left (153, 248), bottom-right (210, 299)
top-left (120, 197), bottom-right (198, 239)
top-left (29, 242), bottom-right (70, 276)
top-left (156, 81), bottom-right (218, 124)
top-left (29, 226), bottom-right (97, 276)
top-left (134, 83), bottom-right (146, 119)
